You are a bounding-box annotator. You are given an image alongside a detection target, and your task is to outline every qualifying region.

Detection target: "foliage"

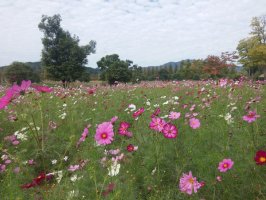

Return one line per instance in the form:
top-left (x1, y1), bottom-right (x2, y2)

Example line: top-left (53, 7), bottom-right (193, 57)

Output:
top-left (4, 62), bottom-right (40, 84)
top-left (237, 15), bottom-right (266, 79)
top-left (38, 14), bottom-right (96, 82)
top-left (97, 54), bottom-right (133, 84)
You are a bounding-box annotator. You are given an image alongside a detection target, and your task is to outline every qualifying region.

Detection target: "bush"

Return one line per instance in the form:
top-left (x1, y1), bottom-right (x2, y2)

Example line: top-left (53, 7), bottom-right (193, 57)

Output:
top-left (5, 62), bottom-right (40, 84)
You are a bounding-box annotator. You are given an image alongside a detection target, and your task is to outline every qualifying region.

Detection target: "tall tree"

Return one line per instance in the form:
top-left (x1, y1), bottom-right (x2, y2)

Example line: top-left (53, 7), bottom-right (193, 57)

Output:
top-left (237, 15), bottom-right (266, 78)
top-left (38, 14), bottom-right (96, 83)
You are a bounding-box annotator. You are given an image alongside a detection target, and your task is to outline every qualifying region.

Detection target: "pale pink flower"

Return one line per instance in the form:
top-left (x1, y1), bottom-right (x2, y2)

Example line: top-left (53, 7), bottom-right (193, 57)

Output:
top-left (110, 116), bottom-right (118, 124)
top-left (109, 149), bottom-right (120, 155)
top-left (189, 118), bottom-right (200, 129)
top-left (179, 171), bottom-right (202, 195)
top-left (242, 111), bottom-right (260, 123)
top-left (218, 158), bottom-right (234, 172)
top-left (219, 79), bottom-right (227, 87)
top-left (169, 111), bottom-right (181, 120)
top-left (149, 117), bottom-right (167, 132)
top-left (13, 167), bottom-right (20, 174)
top-left (68, 165), bottom-right (80, 172)
top-left (95, 122), bottom-right (114, 145)
top-left (162, 123), bottom-right (178, 139)
top-left (216, 176), bottom-right (222, 182)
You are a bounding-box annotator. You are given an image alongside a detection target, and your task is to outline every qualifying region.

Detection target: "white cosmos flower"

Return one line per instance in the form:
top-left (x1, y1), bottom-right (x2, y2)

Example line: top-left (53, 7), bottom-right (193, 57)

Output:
top-left (108, 161), bottom-right (120, 177)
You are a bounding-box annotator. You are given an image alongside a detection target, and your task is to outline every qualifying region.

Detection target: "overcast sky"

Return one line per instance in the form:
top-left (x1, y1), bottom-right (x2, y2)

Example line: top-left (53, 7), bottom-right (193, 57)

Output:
top-left (0, 0), bottom-right (265, 68)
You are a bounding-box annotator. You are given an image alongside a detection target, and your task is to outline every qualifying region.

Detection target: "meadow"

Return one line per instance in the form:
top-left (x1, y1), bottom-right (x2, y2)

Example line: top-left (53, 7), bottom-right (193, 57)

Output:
top-left (0, 79), bottom-right (265, 200)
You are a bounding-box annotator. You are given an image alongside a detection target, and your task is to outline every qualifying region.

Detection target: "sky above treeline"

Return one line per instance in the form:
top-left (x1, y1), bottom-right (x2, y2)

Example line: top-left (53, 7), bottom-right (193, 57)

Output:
top-left (0, 0), bottom-right (266, 68)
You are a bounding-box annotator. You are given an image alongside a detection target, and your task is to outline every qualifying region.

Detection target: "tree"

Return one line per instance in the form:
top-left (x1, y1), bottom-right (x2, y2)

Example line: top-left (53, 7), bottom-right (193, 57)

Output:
top-left (5, 62), bottom-right (40, 84)
top-left (97, 54), bottom-right (132, 84)
top-left (130, 64), bottom-right (143, 83)
top-left (38, 14), bottom-right (96, 82)
top-left (237, 15), bottom-right (266, 79)
top-left (158, 68), bottom-right (169, 80)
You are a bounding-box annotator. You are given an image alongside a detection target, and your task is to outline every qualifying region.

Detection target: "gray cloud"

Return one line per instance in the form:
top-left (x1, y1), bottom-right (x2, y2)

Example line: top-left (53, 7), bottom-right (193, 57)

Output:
top-left (0, 0), bottom-right (265, 67)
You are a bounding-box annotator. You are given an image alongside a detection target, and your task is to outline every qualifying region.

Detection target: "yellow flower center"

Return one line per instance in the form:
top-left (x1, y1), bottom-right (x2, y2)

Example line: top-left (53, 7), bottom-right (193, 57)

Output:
top-left (259, 157), bottom-right (266, 162)
top-left (101, 133), bottom-right (107, 139)
top-left (189, 178), bottom-right (194, 184)
top-left (223, 163), bottom-right (228, 168)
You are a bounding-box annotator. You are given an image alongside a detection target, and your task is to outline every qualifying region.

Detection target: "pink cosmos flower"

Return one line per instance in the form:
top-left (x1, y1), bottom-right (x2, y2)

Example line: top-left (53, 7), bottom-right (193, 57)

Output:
top-left (219, 79), bottom-right (227, 87)
top-left (32, 85), bottom-right (53, 93)
top-left (118, 122), bottom-right (130, 136)
top-left (149, 117), bottom-right (167, 132)
top-left (242, 111), bottom-right (260, 123)
top-left (68, 165), bottom-right (80, 172)
top-left (179, 171), bottom-right (202, 195)
top-left (95, 122), bottom-right (114, 145)
top-left (133, 107), bottom-right (145, 118)
top-left (0, 164), bottom-right (6, 173)
top-left (0, 88), bottom-right (14, 110)
top-left (77, 127), bottom-right (89, 147)
top-left (216, 176), bottom-right (222, 182)
top-left (151, 108), bottom-right (161, 118)
top-left (169, 111), bottom-right (181, 120)
top-left (20, 80), bottom-right (31, 91)
top-left (189, 118), bottom-right (200, 129)
top-left (218, 158), bottom-right (234, 172)
top-left (110, 116), bottom-right (118, 124)
top-left (162, 123), bottom-right (178, 139)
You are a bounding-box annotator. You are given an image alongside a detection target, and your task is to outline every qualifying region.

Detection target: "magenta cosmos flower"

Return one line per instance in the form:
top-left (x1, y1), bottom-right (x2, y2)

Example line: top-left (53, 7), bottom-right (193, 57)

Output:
top-left (254, 150), bottom-right (266, 165)
top-left (179, 171), bottom-right (201, 195)
top-left (32, 85), bottom-right (53, 93)
top-left (218, 158), bottom-right (234, 172)
top-left (133, 107), bottom-right (145, 118)
top-left (162, 123), bottom-right (178, 139)
top-left (118, 122), bottom-right (132, 137)
top-left (149, 117), bottom-right (166, 132)
top-left (95, 122), bottom-right (114, 145)
top-left (189, 118), bottom-right (200, 129)
top-left (242, 110), bottom-right (260, 123)
top-left (169, 111), bottom-right (181, 120)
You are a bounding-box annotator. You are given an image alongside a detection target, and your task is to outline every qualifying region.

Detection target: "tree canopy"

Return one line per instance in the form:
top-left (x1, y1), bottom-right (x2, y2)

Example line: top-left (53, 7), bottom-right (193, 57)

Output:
top-left (237, 15), bottom-right (266, 79)
top-left (38, 14), bottom-right (96, 82)
top-left (97, 54), bottom-right (134, 84)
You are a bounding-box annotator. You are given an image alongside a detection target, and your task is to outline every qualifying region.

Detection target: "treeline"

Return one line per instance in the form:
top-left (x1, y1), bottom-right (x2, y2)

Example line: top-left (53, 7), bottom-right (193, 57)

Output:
top-left (1, 14), bottom-right (265, 85)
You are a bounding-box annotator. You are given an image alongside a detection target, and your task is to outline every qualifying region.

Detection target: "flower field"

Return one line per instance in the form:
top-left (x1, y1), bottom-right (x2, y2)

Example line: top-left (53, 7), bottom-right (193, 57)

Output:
top-left (0, 79), bottom-right (265, 200)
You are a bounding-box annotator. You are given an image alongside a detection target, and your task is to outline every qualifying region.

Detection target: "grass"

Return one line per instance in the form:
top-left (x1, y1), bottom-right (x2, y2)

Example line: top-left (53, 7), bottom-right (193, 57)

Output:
top-left (0, 80), bottom-right (265, 200)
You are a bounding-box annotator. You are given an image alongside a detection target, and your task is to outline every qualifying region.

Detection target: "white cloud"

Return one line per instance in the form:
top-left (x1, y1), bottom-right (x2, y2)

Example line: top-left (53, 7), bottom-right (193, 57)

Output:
top-left (0, 0), bottom-right (265, 67)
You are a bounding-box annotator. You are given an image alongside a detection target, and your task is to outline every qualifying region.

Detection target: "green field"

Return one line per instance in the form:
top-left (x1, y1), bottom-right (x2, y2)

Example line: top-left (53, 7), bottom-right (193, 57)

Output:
top-left (0, 80), bottom-right (265, 200)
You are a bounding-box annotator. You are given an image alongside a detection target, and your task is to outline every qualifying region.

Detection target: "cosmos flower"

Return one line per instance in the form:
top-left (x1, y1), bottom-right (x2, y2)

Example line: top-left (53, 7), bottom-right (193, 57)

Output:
top-left (149, 117), bottom-right (167, 132)
top-left (162, 123), bottom-right (178, 139)
top-left (254, 150), bottom-right (266, 165)
top-left (32, 85), bottom-right (53, 93)
top-left (68, 165), bottom-right (80, 172)
top-left (118, 122), bottom-right (131, 137)
top-left (218, 159), bottom-right (234, 172)
top-left (151, 107), bottom-right (161, 118)
top-left (126, 144), bottom-right (138, 152)
top-left (77, 127), bottom-right (89, 147)
top-left (133, 107), bottom-right (145, 118)
top-left (189, 118), bottom-right (200, 129)
top-left (168, 111), bottom-right (181, 120)
top-left (95, 122), bottom-right (114, 145)
top-left (179, 171), bottom-right (202, 195)
top-left (242, 110), bottom-right (260, 123)
top-left (108, 161), bottom-right (120, 177)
